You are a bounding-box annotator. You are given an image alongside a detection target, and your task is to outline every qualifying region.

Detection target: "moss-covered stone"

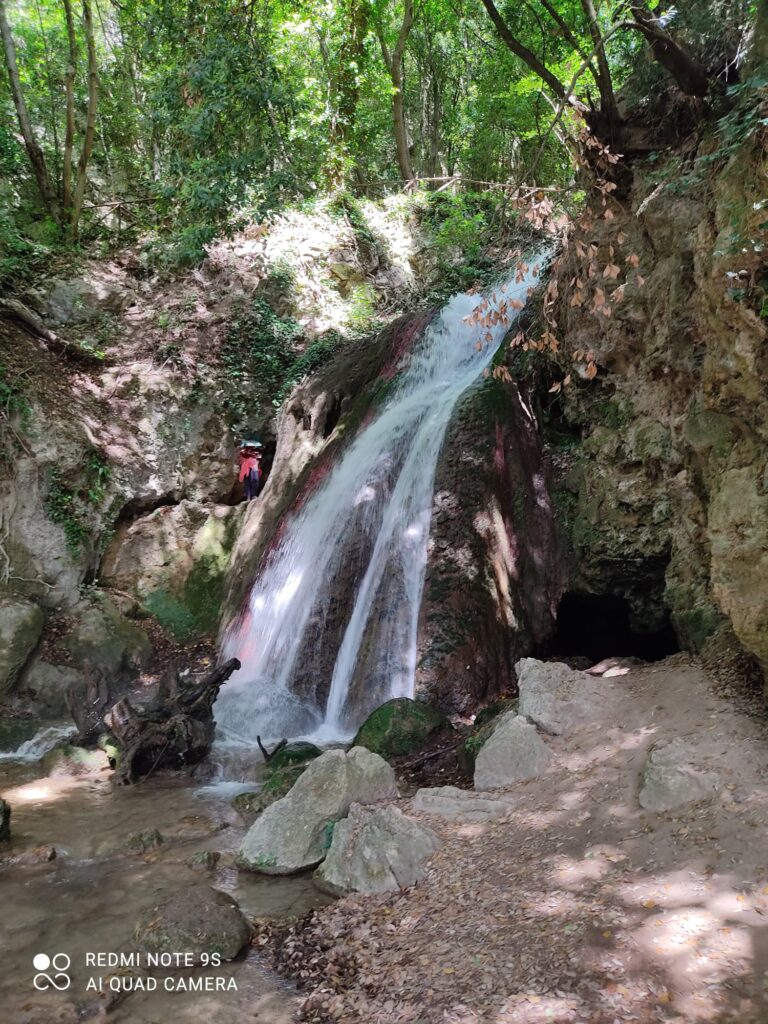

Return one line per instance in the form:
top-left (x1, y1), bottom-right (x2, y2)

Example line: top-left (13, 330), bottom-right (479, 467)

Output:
top-left (352, 697), bottom-right (451, 758)
top-left (231, 764), bottom-right (305, 823)
top-left (268, 741), bottom-right (322, 772)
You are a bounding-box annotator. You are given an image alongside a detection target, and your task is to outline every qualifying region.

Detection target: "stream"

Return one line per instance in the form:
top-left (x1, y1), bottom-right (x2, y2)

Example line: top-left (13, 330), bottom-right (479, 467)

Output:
top-left (0, 729), bottom-right (329, 1024)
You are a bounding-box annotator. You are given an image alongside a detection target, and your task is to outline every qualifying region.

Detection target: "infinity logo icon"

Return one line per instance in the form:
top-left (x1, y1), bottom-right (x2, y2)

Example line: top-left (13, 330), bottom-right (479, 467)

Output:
top-left (32, 953), bottom-right (71, 991)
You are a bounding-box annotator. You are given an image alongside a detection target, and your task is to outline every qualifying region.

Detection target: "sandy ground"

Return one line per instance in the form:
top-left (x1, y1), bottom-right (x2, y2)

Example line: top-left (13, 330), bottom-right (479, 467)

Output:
top-left (265, 655), bottom-right (768, 1024)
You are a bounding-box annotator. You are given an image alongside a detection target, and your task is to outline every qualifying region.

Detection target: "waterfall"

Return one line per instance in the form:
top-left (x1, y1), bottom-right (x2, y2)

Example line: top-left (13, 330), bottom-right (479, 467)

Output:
top-left (215, 265), bottom-right (540, 746)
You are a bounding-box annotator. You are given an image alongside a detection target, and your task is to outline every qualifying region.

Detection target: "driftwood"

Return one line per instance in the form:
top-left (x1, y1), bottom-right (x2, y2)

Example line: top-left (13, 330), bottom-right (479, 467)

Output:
top-left (0, 298), bottom-right (103, 365)
top-left (104, 658), bottom-right (240, 785)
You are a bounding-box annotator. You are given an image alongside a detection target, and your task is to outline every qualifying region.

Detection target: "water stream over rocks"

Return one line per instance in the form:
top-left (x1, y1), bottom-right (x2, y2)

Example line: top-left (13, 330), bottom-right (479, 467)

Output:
top-left (0, 738), bottom-right (328, 1023)
top-left (217, 267), bottom-right (541, 747)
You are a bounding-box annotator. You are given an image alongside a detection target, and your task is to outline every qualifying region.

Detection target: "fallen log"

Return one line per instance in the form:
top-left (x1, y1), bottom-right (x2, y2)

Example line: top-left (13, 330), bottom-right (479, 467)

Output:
top-left (104, 658), bottom-right (241, 785)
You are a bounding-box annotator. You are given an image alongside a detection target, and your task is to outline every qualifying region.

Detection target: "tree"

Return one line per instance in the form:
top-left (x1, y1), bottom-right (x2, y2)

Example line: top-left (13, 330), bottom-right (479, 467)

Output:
top-left (0, 0), bottom-right (57, 217)
top-left (375, 0), bottom-right (416, 181)
top-left (0, 0), bottom-right (97, 239)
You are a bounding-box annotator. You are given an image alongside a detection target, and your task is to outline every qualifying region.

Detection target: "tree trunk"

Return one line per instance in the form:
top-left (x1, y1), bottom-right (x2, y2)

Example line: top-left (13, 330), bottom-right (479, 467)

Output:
top-left (70, 0), bottom-right (98, 240)
top-left (478, 0), bottom-right (568, 102)
top-left (325, 0), bottom-right (370, 188)
top-left (62, 0), bottom-right (77, 215)
top-left (389, 0), bottom-right (415, 181)
top-left (628, 1), bottom-right (710, 96)
top-left (579, 0), bottom-right (619, 132)
top-left (0, 0), bottom-right (57, 217)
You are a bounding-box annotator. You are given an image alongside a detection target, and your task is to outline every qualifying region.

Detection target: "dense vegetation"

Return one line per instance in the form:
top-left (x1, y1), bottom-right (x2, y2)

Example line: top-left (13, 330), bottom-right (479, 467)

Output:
top-left (0, 0), bottom-right (759, 279)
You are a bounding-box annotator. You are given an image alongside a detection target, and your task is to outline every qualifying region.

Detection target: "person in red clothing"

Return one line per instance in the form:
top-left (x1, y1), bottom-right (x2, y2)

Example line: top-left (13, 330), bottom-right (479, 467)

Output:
top-left (238, 440), bottom-right (263, 501)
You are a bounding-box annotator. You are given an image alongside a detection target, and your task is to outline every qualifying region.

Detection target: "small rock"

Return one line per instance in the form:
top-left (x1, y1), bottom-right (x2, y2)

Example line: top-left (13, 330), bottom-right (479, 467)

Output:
top-left (123, 829), bottom-right (164, 853)
top-left (134, 886), bottom-right (252, 962)
top-left (315, 803), bottom-right (440, 896)
top-left (639, 738), bottom-right (721, 812)
top-left (0, 799), bottom-right (10, 842)
top-left (187, 851), bottom-right (221, 871)
top-left (474, 714), bottom-right (552, 790)
top-left (0, 844), bottom-right (56, 868)
top-left (238, 746), bottom-right (397, 875)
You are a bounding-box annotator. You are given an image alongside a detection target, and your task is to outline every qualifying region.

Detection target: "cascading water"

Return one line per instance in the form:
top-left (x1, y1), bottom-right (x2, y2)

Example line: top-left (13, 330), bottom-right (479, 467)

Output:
top-left (215, 265), bottom-right (541, 746)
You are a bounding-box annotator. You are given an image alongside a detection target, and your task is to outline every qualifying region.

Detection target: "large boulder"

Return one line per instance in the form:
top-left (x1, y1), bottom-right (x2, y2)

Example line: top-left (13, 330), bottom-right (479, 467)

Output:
top-left (65, 595), bottom-right (153, 678)
top-left (238, 746), bottom-right (397, 875)
top-left (639, 738), bottom-right (721, 813)
top-left (101, 501), bottom-right (240, 640)
top-left (516, 658), bottom-right (615, 736)
top-left (315, 803), bottom-right (440, 896)
top-left (474, 713), bottom-right (552, 791)
top-left (232, 765), bottom-right (305, 824)
top-left (20, 659), bottom-right (84, 719)
top-left (0, 598), bottom-right (43, 692)
top-left (134, 886), bottom-right (252, 963)
top-left (352, 698), bottom-right (450, 758)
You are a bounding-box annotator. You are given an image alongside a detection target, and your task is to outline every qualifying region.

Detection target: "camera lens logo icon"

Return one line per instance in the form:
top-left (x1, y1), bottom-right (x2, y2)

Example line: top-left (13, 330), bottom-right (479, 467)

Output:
top-left (33, 953), bottom-right (71, 991)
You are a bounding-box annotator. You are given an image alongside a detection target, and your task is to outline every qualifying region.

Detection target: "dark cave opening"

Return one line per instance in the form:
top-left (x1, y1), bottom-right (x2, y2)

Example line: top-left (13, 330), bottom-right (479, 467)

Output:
top-left (546, 591), bottom-right (680, 664)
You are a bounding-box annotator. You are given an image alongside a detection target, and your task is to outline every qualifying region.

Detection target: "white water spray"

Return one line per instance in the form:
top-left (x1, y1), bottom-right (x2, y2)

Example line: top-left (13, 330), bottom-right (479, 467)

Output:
top-left (215, 267), bottom-right (540, 746)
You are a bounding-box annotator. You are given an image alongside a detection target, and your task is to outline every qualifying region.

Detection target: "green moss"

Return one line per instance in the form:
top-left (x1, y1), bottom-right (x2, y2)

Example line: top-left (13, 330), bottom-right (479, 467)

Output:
top-left (353, 697), bottom-right (451, 758)
top-left (673, 603), bottom-right (723, 652)
top-left (268, 741), bottom-right (322, 771)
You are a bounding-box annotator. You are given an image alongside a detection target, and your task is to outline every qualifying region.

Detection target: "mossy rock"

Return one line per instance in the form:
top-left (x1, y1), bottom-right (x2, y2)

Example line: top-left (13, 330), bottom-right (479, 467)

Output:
top-left (474, 698), bottom-right (517, 731)
top-left (123, 829), bottom-right (164, 853)
top-left (352, 697), bottom-right (451, 759)
top-left (267, 741), bottom-right (322, 772)
top-left (460, 700), bottom-right (518, 775)
top-left (231, 764), bottom-right (305, 824)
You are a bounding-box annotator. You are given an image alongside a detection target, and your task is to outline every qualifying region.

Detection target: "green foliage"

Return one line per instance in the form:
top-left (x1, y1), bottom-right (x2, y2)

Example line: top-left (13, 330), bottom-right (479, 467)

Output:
top-left (222, 297), bottom-right (340, 425)
top-left (44, 450), bottom-right (111, 555)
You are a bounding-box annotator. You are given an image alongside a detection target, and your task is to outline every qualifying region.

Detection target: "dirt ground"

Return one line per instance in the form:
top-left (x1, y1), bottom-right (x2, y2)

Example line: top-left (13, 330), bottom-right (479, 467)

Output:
top-left (261, 655), bottom-right (768, 1024)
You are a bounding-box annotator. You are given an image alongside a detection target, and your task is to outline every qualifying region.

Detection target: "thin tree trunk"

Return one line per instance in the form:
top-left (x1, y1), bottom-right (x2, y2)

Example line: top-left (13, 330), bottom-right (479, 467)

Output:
top-left (70, 0), bottom-right (99, 240)
top-left (478, 0), bottom-right (568, 101)
top-left (62, 0), bottom-right (78, 214)
top-left (579, 0), bottom-right (619, 129)
top-left (628, 1), bottom-right (710, 96)
top-left (389, 0), bottom-right (415, 181)
top-left (0, 0), bottom-right (57, 216)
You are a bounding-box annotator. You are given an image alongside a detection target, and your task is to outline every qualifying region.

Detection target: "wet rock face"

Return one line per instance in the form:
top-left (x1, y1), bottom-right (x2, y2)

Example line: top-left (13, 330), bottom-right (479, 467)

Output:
top-left (549, 132), bottom-right (768, 684)
top-left (416, 379), bottom-right (563, 714)
top-left (0, 598), bottom-right (43, 693)
top-left (134, 886), bottom-right (252, 963)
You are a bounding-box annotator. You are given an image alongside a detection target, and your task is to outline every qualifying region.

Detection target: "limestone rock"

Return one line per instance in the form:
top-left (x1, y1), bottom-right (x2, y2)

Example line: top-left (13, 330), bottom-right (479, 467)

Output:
top-left (134, 886), bottom-right (252, 963)
top-left (474, 713), bottom-right (552, 791)
top-left (353, 698), bottom-right (451, 758)
top-left (238, 746), bottom-right (397, 875)
top-left (411, 786), bottom-right (516, 823)
top-left (101, 500), bottom-right (240, 640)
top-left (517, 658), bottom-right (614, 736)
top-left (639, 738), bottom-right (721, 812)
top-left (315, 803), bottom-right (440, 895)
top-left (65, 596), bottom-right (153, 678)
top-left (20, 659), bottom-right (84, 718)
top-left (0, 598), bottom-right (43, 692)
